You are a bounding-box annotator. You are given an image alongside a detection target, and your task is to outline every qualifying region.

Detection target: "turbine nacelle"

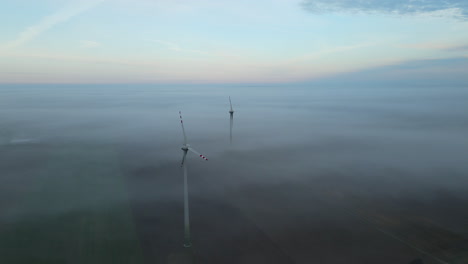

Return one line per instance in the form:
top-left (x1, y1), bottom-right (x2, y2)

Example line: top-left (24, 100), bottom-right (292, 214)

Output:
top-left (181, 144), bottom-right (190, 151)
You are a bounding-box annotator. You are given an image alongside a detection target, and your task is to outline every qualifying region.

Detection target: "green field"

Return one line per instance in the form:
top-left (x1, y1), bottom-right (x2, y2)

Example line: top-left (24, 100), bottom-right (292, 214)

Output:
top-left (0, 144), bottom-right (144, 264)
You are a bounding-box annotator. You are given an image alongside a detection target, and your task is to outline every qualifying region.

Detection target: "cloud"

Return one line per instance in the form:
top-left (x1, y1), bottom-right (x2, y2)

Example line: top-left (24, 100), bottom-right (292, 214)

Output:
top-left (153, 40), bottom-right (209, 55)
top-left (399, 42), bottom-right (468, 52)
top-left (151, 39), bottom-right (240, 58)
top-left (443, 44), bottom-right (468, 52)
top-left (307, 57), bottom-right (468, 86)
top-left (0, 51), bottom-right (157, 67)
top-left (301, 0), bottom-right (468, 19)
top-left (81, 40), bottom-right (102, 48)
top-left (0, 0), bottom-right (105, 51)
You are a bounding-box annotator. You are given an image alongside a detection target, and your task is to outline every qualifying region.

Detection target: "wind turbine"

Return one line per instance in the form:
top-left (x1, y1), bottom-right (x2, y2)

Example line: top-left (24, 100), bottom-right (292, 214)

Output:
top-left (179, 111), bottom-right (208, 248)
top-left (229, 96), bottom-right (234, 145)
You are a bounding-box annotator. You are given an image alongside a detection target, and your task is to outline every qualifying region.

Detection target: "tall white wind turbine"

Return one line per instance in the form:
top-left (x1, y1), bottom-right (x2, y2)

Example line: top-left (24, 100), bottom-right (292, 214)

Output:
top-left (179, 111), bottom-right (208, 248)
top-left (229, 96), bottom-right (234, 145)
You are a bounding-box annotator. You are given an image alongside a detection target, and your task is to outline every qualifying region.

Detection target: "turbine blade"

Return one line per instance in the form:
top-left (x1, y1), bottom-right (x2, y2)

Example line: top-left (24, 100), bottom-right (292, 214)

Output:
top-left (179, 111), bottom-right (188, 145)
top-left (229, 96), bottom-right (233, 112)
top-left (181, 150), bottom-right (187, 167)
top-left (188, 147), bottom-right (208, 161)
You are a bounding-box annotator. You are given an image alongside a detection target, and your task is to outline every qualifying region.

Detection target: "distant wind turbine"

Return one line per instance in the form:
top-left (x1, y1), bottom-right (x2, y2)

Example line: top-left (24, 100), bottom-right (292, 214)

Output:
top-left (229, 96), bottom-right (234, 145)
top-left (179, 111), bottom-right (208, 248)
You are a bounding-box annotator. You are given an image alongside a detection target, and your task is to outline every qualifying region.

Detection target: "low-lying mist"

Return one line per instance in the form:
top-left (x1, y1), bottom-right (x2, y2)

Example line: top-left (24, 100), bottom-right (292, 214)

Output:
top-left (1, 84), bottom-right (467, 263)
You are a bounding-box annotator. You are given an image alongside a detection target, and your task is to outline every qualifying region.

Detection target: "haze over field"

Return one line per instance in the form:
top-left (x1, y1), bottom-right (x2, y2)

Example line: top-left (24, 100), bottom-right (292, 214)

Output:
top-left (1, 84), bottom-right (468, 263)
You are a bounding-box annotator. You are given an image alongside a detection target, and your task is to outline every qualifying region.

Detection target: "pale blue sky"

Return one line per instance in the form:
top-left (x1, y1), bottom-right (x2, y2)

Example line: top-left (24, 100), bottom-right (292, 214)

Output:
top-left (0, 0), bottom-right (467, 84)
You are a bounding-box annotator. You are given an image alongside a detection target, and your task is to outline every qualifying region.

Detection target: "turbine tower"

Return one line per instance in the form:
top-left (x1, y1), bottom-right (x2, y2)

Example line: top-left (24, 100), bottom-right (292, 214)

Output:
top-left (179, 111), bottom-right (208, 248)
top-left (229, 96), bottom-right (234, 144)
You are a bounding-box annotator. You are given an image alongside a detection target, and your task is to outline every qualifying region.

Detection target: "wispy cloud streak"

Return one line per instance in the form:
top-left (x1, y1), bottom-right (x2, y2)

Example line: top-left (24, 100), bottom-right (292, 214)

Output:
top-left (399, 42), bottom-right (468, 52)
top-left (152, 39), bottom-right (242, 59)
top-left (301, 0), bottom-right (468, 19)
top-left (153, 40), bottom-right (209, 55)
top-left (444, 44), bottom-right (468, 52)
top-left (0, 0), bottom-right (105, 51)
top-left (81, 40), bottom-right (102, 48)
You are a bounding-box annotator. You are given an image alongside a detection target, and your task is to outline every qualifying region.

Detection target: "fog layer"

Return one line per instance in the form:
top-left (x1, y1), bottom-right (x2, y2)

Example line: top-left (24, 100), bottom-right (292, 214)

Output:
top-left (1, 84), bottom-right (467, 263)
